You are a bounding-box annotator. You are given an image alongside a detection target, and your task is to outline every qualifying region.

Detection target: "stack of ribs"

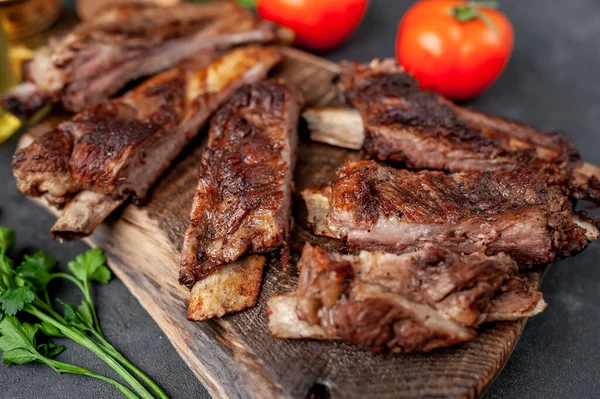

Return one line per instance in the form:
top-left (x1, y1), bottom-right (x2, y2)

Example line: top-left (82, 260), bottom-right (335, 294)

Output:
top-left (303, 60), bottom-right (600, 204)
top-left (13, 46), bottom-right (282, 239)
top-left (179, 80), bottom-right (303, 320)
top-left (1, 1), bottom-right (291, 120)
top-left (266, 59), bottom-right (600, 352)
top-left (8, 4), bottom-right (600, 353)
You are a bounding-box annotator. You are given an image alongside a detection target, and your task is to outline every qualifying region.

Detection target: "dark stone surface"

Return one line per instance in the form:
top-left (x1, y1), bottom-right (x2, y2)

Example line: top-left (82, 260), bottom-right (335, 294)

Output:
top-left (1, 0), bottom-right (599, 398)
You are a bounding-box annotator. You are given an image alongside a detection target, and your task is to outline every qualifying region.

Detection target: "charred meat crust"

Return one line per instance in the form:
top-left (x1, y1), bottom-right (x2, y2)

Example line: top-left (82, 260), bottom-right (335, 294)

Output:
top-left (179, 80), bottom-right (303, 288)
top-left (336, 60), bottom-right (593, 201)
top-left (270, 244), bottom-right (544, 353)
top-left (11, 130), bottom-right (77, 207)
top-left (306, 160), bottom-right (590, 266)
top-left (13, 47), bottom-right (283, 242)
top-left (1, 2), bottom-right (288, 117)
top-left (338, 60), bottom-right (510, 164)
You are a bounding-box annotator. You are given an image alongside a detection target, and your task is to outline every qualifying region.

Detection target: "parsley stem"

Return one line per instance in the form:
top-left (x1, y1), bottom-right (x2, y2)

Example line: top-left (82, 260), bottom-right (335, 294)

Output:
top-left (49, 273), bottom-right (85, 292)
top-left (91, 330), bottom-right (168, 399)
top-left (48, 272), bottom-right (106, 338)
top-left (24, 305), bottom-right (156, 399)
top-left (42, 358), bottom-right (140, 399)
top-left (83, 278), bottom-right (105, 339)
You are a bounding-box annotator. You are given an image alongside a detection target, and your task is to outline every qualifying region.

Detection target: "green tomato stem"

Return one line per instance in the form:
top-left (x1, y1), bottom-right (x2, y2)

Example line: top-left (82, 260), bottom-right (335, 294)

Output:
top-left (42, 358), bottom-right (140, 399)
top-left (25, 305), bottom-right (156, 399)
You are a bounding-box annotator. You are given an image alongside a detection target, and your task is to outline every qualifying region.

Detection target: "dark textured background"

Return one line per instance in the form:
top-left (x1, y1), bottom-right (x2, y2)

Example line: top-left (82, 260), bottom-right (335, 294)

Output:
top-left (1, 1), bottom-right (599, 398)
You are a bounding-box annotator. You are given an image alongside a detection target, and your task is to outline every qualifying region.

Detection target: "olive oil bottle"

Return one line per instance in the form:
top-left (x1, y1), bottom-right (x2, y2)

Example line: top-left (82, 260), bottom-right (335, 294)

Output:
top-left (0, 24), bottom-right (20, 143)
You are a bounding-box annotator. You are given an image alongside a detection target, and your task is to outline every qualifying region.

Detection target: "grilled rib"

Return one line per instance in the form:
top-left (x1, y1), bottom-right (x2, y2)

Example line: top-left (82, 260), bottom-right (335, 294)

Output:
top-left (180, 80), bottom-right (303, 320)
top-left (267, 244), bottom-right (545, 352)
top-left (12, 46), bottom-right (283, 240)
top-left (302, 160), bottom-right (598, 266)
top-left (303, 59), bottom-right (600, 204)
top-left (1, 1), bottom-right (292, 119)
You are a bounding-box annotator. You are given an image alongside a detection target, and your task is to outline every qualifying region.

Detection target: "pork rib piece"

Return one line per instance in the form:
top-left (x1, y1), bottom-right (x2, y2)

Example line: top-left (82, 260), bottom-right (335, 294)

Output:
top-left (1, 1), bottom-right (292, 119)
top-left (302, 160), bottom-right (598, 266)
top-left (303, 59), bottom-right (600, 204)
top-left (12, 46), bottom-right (283, 240)
top-left (267, 244), bottom-right (545, 353)
top-left (180, 80), bottom-right (303, 320)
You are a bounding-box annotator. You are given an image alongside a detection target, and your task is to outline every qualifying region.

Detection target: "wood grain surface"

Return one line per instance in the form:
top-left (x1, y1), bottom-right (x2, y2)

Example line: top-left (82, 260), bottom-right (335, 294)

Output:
top-left (21, 47), bottom-right (543, 399)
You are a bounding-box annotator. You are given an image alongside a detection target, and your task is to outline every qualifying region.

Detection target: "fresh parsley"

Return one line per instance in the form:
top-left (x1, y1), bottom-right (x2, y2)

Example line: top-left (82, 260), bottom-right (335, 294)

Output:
top-left (0, 226), bottom-right (167, 399)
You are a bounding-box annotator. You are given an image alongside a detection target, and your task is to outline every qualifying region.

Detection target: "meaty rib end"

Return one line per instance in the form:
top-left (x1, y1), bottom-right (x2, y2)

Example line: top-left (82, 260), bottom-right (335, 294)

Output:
top-left (179, 80), bottom-right (303, 289)
top-left (302, 160), bottom-right (595, 266)
top-left (268, 244), bottom-right (545, 352)
top-left (1, 82), bottom-right (50, 121)
top-left (36, 47), bottom-right (283, 241)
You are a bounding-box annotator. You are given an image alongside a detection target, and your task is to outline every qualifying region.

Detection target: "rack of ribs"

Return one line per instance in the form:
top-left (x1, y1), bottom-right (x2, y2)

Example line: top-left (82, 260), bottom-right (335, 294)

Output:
top-left (301, 160), bottom-right (599, 267)
top-left (267, 244), bottom-right (545, 352)
top-left (302, 59), bottom-right (600, 204)
top-left (1, 1), bottom-right (292, 119)
top-left (12, 46), bottom-right (283, 240)
top-left (180, 80), bottom-right (303, 321)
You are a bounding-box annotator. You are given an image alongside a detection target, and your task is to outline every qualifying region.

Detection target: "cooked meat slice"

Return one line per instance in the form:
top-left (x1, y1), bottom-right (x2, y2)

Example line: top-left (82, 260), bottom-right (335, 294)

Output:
top-left (1, 2), bottom-right (292, 117)
top-left (303, 59), bottom-right (600, 203)
top-left (179, 80), bottom-right (304, 289)
top-left (187, 256), bottom-right (266, 321)
top-left (268, 244), bottom-right (544, 352)
top-left (485, 276), bottom-right (546, 322)
top-left (267, 293), bottom-right (328, 339)
top-left (12, 130), bottom-right (77, 207)
top-left (302, 160), bottom-right (596, 266)
top-left (14, 46), bottom-right (282, 240)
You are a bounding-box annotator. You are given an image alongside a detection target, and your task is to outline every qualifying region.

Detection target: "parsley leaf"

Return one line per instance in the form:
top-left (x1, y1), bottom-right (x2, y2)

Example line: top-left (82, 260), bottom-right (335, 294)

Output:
top-left (0, 287), bottom-right (35, 316)
top-left (16, 252), bottom-right (57, 289)
top-left (38, 321), bottom-right (65, 337)
top-left (0, 316), bottom-right (65, 365)
top-left (0, 316), bottom-right (40, 365)
top-left (67, 248), bottom-right (111, 284)
top-left (0, 227), bottom-right (16, 254)
top-left (37, 341), bottom-right (66, 358)
top-left (58, 299), bottom-right (93, 331)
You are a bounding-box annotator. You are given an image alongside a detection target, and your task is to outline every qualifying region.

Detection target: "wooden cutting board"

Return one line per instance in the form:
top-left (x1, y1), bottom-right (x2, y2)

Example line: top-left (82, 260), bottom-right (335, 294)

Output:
top-left (22, 47), bottom-right (542, 399)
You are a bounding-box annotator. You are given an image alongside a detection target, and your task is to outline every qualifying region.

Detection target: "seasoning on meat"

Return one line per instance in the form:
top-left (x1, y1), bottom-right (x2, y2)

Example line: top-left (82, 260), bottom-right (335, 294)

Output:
top-left (13, 46), bottom-right (283, 240)
top-left (303, 59), bottom-right (600, 204)
top-left (302, 160), bottom-right (598, 266)
top-left (1, 1), bottom-right (292, 119)
top-left (267, 244), bottom-right (545, 352)
top-left (180, 80), bottom-right (303, 320)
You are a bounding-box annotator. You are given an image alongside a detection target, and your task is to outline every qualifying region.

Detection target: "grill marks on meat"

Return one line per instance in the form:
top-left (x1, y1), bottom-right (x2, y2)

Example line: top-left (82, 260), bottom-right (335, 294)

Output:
top-left (180, 80), bottom-right (303, 295)
top-left (267, 244), bottom-right (545, 352)
top-left (1, 2), bottom-right (291, 118)
top-left (304, 59), bottom-right (600, 203)
top-left (302, 160), bottom-right (595, 266)
top-left (338, 60), bottom-right (520, 171)
top-left (13, 46), bottom-right (283, 239)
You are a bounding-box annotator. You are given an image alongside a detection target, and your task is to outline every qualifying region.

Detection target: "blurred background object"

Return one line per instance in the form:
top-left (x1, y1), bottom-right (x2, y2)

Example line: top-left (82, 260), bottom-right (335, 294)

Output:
top-left (0, 23), bottom-right (21, 142)
top-left (0, 0), bottom-right (61, 40)
top-left (76, 0), bottom-right (180, 21)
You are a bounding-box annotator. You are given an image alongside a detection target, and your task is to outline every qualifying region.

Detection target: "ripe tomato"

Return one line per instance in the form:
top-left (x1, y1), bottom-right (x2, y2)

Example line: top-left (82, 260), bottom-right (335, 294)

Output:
top-left (257, 0), bottom-right (368, 52)
top-left (396, 0), bottom-right (514, 100)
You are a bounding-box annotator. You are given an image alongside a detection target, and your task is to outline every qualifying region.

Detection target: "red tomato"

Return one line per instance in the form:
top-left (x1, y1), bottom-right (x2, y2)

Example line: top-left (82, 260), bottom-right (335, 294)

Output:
top-left (396, 0), bottom-right (514, 100)
top-left (257, 0), bottom-right (368, 51)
